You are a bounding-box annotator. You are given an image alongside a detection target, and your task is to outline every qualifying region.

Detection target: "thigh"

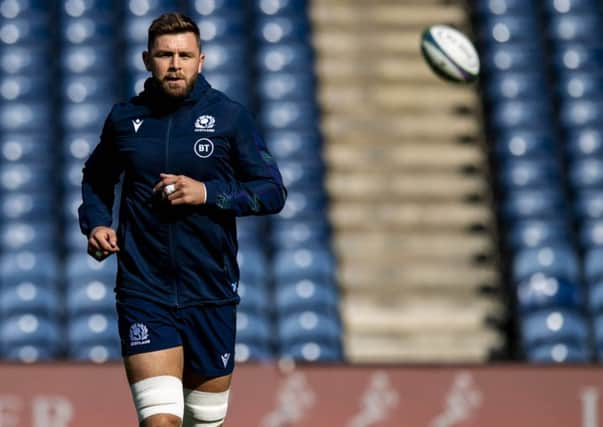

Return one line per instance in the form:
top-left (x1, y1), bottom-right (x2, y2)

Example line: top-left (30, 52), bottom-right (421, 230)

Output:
top-left (116, 296), bottom-right (184, 384)
top-left (178, 304), bottom-right (237, 387)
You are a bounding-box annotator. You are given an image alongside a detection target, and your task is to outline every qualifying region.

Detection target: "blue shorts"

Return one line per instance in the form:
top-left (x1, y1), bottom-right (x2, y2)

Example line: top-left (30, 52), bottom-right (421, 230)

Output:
top-left (116, 296), bottom-right (236, 377)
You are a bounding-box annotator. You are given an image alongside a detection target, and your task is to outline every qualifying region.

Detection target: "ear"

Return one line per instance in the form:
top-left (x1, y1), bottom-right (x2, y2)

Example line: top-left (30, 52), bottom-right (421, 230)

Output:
top-left (198, 53), bottom-right (205, 73)
top-left (142, 51), bottom-right (151, 72)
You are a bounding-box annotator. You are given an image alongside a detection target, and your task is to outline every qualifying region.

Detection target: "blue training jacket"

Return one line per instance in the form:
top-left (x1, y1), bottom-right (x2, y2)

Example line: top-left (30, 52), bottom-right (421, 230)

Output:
top-left (78, 75), bottom-right (287, 307)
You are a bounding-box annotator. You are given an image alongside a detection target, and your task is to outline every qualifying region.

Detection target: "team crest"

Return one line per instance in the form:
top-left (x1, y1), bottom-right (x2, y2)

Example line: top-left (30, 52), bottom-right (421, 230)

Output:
top-left (194, 115), bottom-right (215, 132)
top-left (129, 322), bottom-right (150, 346)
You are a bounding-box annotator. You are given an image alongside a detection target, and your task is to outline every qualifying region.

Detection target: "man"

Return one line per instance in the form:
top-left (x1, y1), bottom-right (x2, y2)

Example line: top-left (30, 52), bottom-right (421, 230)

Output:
top-left (78, 13), bottom-right (286, 427)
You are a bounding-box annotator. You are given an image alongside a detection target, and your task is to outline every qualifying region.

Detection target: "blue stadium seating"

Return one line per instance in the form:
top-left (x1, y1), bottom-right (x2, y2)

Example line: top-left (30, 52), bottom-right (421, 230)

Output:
top-left (512, 245), bottom-right (580, 283)
top-left (66, 280), bottom-right (115, 316)
top-left (551, 44), bottom-right (603, 72)
top-left (0, 313), bottom-right (61, 351)
top-left (497, 158), bottom-right (560, 190)
top-left (277, 310), bottom-right (341, 346)
top-left (485, 72), bottom-right (549, 101)
top-left (473, 0), bottom-right (536, 16)
top-left (559, 100), bottom-right (603, 128)
top-left (280, 341), bottom-right (342, 362)
top-left (0, 133), bottom-right (53, 165)
top-left (546, 14), bottom-right (603, 42)
top-left (508, 219), bottom-right (570, 249)
top-left (255, 16), bottom-right (310, 44)
top-left (0, 251), bottom-right (59, 282)
top-left (478, 16), bottom-right (541, 45)
top-left (574, 190), bottom-right (603, 220)
top-left (236, 310), bottom-right (272, 345)
top-left (68, 343), bottom-right (121, 363)
top-left (556, 72), bottom-right (603, 100)
top-left (501, 188), bottom-right (565, 221)
top-left (273, 247), bottom-right (336, 282)
top-left (66, 313), bottom-right (119, 347)
top-left (256, 43), bottom-right (314, 72)
top-left (274, 279), bottom-right (338, 316)
top-left (526, 342), bottom-right (591, 362)
top-left (494, 130), bottom-right (556, 159)
top-left (234, 342), bottom-right (272, 362)
top-left (0, 282), bottom-right (61, 317)
top-left (516, 274), bottom-right (583, 313)
top-left (237, 281), bottom-right (270, 315)
top-left (566, 128), bottom-right (603, 159)
top-left (271, 217), bottom-right (330, 249)
top-left (481, 43), bottom-right (545, 73)
top-left (583, 247), bottom-right (603, 282)
top-left (520, 308), bottom-right (590, 348)
top-left (0, 193), bottom-right (54, 222)
top-left (542, 0), bottom-right (602, 15)
top-left (569, 158), bottom-right (603, 188)
top-left (489, 100), bottom-right (553, 130)
top-left (264, 130), bottom-right (322, 162)
top-left (588, 279), bottom-right (603, 312)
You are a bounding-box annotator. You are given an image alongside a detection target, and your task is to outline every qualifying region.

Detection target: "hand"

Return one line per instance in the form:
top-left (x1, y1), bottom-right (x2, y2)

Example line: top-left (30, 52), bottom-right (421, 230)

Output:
top-left (88, 226), bottom-right (119, 261)
top-left (153, 173), bottom-right (207, 206)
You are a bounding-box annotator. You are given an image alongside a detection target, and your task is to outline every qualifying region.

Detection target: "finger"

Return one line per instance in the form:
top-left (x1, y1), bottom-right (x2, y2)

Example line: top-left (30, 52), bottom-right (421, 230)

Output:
top-left (153, 174), bottom-right (179, 192)
top-left (167, 189), bottom-right (184, 201)
top-left (169, 195), bottom-right (188, 205)
top-left (107, 229), bottom-right (120, 251)
top-left (93, 232), bottom-right (115, 252)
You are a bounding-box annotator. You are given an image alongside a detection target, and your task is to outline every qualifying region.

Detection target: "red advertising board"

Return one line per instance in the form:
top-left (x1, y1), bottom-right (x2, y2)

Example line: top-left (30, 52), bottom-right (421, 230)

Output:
top-left (0, 363), bottom-right (602, 426)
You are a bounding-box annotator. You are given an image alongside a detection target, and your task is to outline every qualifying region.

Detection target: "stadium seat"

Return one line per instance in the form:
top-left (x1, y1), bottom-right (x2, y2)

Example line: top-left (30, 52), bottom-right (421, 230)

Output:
top-left (256, 43), bottom-right (314, 73)
top-left (559, 100), bottom-right (603, 128)
top-left (489, 100), bottom-right (553, 130)
top-left (65, 280), bottom-right (115, 316)
top-left (61, 102), bottom-right (111, 132)
top-left (237, 248), bottom-right (269, 286)
top-left (278, 160), bottom-right (323, 190)
top-left (67, 312), bottom-right (119, 346)
top-left (555, 72), bottom-right (603, 100)
top-left (234, 342), bottom-right (273, 362)
top-left (201, 42), bottom-right (248, 72)
top-left (65, 252), bottom-right (118, 281)
top-left (0, 313), bottom-right (61, 350)
top-left (68, 343), bottom-right (121, 363)
top-left (526, 342), bottom-right (591, 363)
top-left (0, 133), bottom-right (53, 165)
top-left (512, 245), bottom-right (580, 283)
top-left (473, 0), bottom-right (536, 16)
top-left (0, 282), bottom-right (61, 317)
top-left (279, 341), bottom-right (342, 362)
top-left (579, 219), bottom-right (603, 247)
top-left (0, 102), bottom-right (50, 132)
top-left (60, 17), bottom-right (114, 45)
top-left (542, 0), bottom-right (602, 15)
top-left (271, 217), bottom-right (330, 249)
top-left (189, 0), bottom-right (243, 16)
top-left (2, 344), bottom-right (58, 362)
top-left (195, 14), bottom-right (246, 40)
top-left (264, 130), bottom-right (322, 162)
top-left (273, 247), bottom-right (336, 282)
top-left (255, 15), bottom-right (310, 44)
top-left (569, 158), bottom-right (603, 188)
top-left (236, 216), bottom-right (267, 246)
top-left (253, 0), bottom-right (307, 16)
top-left (551, 44), bottom-right (603, 72)
top-left (0, 45), bottom-right (48, 75)
top-left (583, 247), bottom-right (603, 282)
top-left (60, 0), bottom-right (115, 17)
top-left (0, 163), bottom-right (52, 193)
top-left (485, 72), bottom-right (549, 101)
top-left (276, 189), bottom-right (327, 220)
top-left (478, 16), bottom-right (541, 45)
top-left (274, 279), bottom-right (339, 316)
top-left (574, 190), bottom-right (603, 220)
top-left (587, 279), bottom-right (603, 312)
top-left (481, 43), bottom-right (545, 73)
top-left (497, 158), bottom-right (560, 190)
top-left (61, 45), bottom-right (112, 74)
top-left (236, 311), bottom-right (272, 345)
top-left (237, 281), bottom-right (270, 315)
top-left (501, 188), bottom-right (565, 221)
top-left (257, 72), bottom-right (315, 102)
top-left (494, 130), bottom-right (556, 160)
top-left (0, 75), bottom-right (49, 102)
top-left (590, 314), bottom-right (603, 346)
top-left (277, 310), bottom-right (341, 346)
top-left (62, 131), bottom-right (98, 163)
top-left (0, 221), bottom-right (53, 251)
top-left (508, 219), bottom-right (570, 249)
top-left (0, 192), bottom-right (54, 222)
top-left (260, 101), bottom-right (317, 130)
top-left (61, 75), bottom-right (116, 104)
top-left (0, 251), bottom-right (59, 282)
top-left (516, 274), bottom-right (583, 313)
top-left (520, 308), bottom-right (589, 348)
top-left (546, 14), bottom-right (603, 43)
top-left (566, 127), bottom-right (603, 159)
top-left (0, 17), bottom-right (48, 45)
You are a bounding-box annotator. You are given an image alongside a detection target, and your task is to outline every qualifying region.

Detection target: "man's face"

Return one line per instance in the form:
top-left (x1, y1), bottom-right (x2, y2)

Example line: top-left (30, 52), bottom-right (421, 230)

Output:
top-left (143, 32), bottom-right (204, 99)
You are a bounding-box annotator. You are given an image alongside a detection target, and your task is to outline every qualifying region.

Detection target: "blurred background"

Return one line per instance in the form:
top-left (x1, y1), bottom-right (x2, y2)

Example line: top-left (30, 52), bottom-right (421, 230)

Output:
top-left (0, 0), bottom-right (601, 370)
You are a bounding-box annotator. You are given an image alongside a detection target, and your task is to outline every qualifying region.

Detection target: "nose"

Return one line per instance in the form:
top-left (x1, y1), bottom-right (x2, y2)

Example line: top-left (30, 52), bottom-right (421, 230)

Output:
top-left (170, 54), bottom-right (182, 69)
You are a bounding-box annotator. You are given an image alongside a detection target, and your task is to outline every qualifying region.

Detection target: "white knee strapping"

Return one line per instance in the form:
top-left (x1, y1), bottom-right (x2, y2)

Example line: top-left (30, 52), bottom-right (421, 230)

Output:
top-left (182, 388), bottom-right (230, 427)
top-left (130, 375), bottom-right (184, 422)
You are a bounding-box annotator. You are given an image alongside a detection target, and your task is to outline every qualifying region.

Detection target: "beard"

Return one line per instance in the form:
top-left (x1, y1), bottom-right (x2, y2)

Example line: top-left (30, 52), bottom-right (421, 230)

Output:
top-left (157, 73), bottom-right (197, 99)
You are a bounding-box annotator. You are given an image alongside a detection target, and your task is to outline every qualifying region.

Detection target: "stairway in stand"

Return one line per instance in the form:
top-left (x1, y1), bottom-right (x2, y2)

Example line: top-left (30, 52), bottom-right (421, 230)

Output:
top-left (311, 0), bottom-right (505, 362)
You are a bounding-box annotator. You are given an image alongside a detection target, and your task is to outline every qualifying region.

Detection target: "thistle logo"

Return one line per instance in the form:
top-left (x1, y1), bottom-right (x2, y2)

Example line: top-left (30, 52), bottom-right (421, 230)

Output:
top-left (129, 323), bottom-right (150, 346)
top-left (194, 115), bottom-right (215, 132)
top-left (194, 138), bottom-right (214, 158)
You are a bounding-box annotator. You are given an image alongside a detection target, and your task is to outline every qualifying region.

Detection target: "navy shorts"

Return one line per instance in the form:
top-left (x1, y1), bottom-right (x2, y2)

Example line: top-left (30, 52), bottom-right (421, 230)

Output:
top-left (116, 295), bottom-right (236, 377)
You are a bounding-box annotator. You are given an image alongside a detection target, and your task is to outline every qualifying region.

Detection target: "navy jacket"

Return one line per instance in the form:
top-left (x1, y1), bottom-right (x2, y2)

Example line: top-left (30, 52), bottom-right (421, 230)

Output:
top-left (78, 75), bottom-right (286, 307)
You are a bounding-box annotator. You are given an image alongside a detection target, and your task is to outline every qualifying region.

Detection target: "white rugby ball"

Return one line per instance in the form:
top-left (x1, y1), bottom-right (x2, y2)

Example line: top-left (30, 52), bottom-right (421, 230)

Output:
top-left (421, 25), bottom-right (480, 83)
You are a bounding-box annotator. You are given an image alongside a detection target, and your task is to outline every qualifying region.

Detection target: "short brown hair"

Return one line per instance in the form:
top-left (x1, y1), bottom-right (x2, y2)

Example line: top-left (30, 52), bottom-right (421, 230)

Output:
top-left (147, 12), bottom-right (201, 51)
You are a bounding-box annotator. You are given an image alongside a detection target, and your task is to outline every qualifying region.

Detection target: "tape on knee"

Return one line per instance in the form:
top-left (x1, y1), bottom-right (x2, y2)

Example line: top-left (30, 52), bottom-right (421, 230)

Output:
top-left (130, 375), bottom-right (184, 422)
top-left (182, 388), bottom-right (230, 427)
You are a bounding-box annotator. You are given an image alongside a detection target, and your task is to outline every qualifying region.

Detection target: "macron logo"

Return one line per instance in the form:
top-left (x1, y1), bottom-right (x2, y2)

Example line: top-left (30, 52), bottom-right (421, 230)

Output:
top-left (221, 353), bottom-right (230, 368)
top-left (132, 118), bottom-right (143, 133)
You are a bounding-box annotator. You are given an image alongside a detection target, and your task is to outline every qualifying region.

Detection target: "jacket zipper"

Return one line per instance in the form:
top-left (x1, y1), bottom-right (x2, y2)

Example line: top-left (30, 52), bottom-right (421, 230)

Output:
top-left (165, 116), bottom-right (179, 307)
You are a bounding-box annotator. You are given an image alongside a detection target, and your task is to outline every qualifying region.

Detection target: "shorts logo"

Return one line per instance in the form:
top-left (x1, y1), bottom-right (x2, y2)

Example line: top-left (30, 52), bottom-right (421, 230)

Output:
top-left (221, 353), bottom-right (230, 368)
top-left (194, 115), bottom-right (215, 132)
top-left (129, 323), bottom-right (150, 346)
top-left (194, 138), bottom-right (214, 158)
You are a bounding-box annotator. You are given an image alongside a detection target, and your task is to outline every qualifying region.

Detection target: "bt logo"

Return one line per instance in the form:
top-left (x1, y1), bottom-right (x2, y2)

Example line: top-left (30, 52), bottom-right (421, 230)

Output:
top-left (194, 138), bottom-right (214, 158)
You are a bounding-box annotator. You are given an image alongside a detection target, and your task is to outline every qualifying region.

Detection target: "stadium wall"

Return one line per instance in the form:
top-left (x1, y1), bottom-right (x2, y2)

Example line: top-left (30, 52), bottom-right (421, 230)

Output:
top-left (0, 364), bottom-right (602, 426)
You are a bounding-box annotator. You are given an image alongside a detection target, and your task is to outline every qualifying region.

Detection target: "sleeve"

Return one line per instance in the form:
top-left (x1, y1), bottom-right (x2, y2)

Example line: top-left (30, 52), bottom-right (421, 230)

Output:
top-left (203, 107), bottom-right (287, 216)
top-left (77, 107), bottom-right (124, 236)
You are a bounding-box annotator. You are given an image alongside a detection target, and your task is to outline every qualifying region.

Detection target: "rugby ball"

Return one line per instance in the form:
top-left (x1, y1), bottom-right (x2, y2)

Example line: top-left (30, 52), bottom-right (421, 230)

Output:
top-left (421, 25), bottom-right (480, 83)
